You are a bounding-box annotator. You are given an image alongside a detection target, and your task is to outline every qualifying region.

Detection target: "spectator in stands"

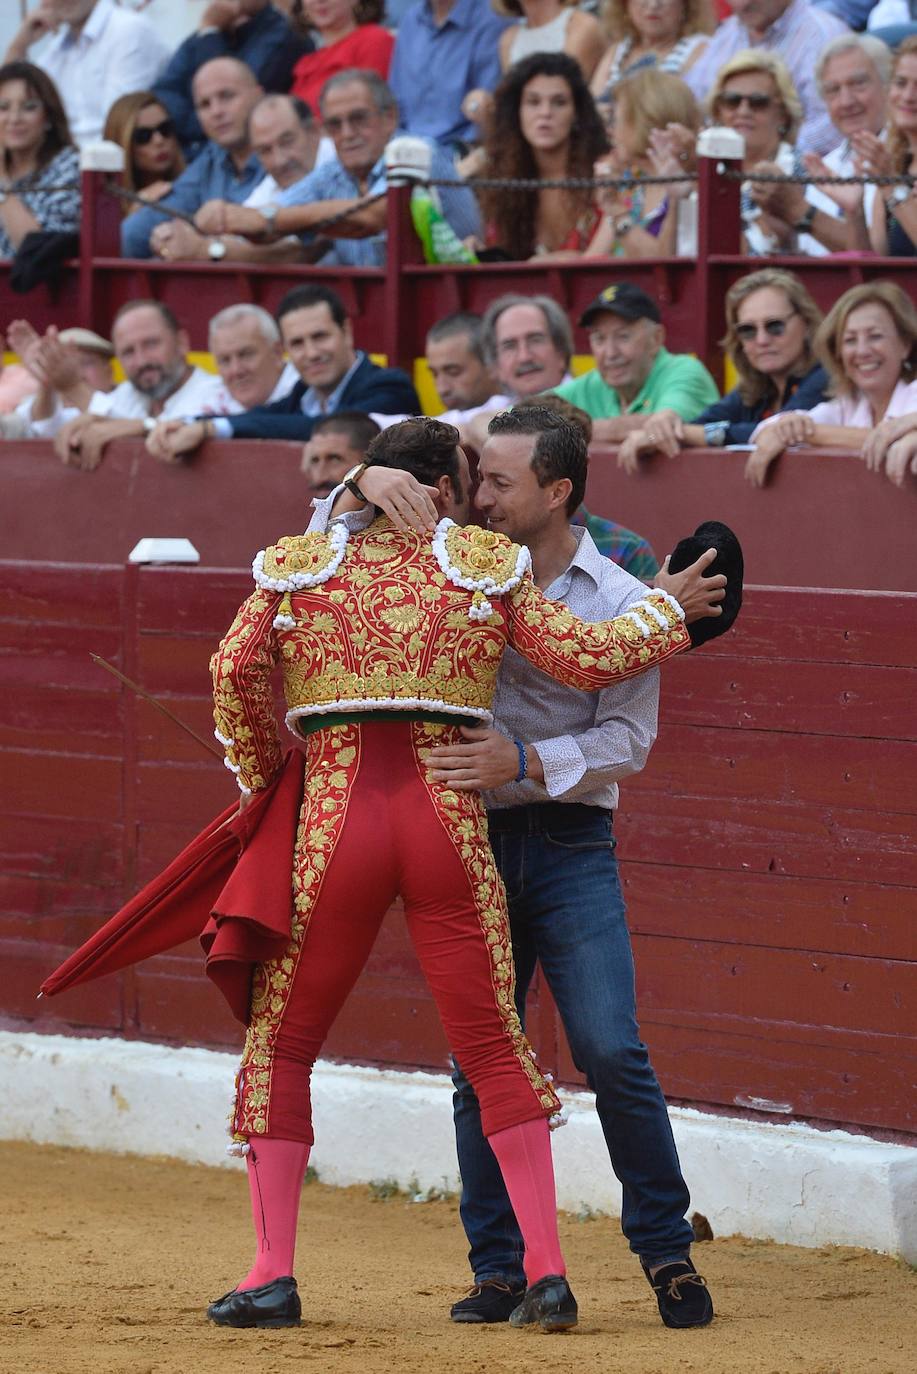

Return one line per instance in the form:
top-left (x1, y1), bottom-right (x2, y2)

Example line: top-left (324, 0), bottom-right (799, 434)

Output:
top-left (0, 354), bottom-right (38, 414)
top-left (5, 320), bottom-right (114, 432)
top-left (145, 284), bottom-right (420, 458)
top-left (749, 33), bottom-right (891, 256)
top-left (685, 0), bottom-right (849, 156)
top-left (154, 1), bottom-right (314, 156)
top-left (45, 301), bottom-right (224, 469)
top-left (617, 269), bottom-right (827, 471)
top-left (0, 62), bottom-right (80, 262)
top-left (512, 391), bottom-right (660, 578)
top-left (748, 281), bottom-right (917, 485)
top-left (4, 0), bottom-right (170, 149)
top-left (301, 410), bottom-right (381, 498)
top-left (181, 94), bottom-right (322, 262)
top-left (497, 2), bottom-right (607, 80)
top-left (552, 282), bottom-right (719, 445)
top-left (290, 1), bottom-right (394, 115)
top-left (591, 0), bottom-right (715, 108)
top-left (426, 313), bottom-right (511, 422)
top-left (817, 37), bottom-right (917, 256)
top-left (707, 49), bottom-right (807, 255)
top-left (121, 58), bottom-right (265, 260)
top-left (474, 52), bottom-right (609, 258)
top-left (195, 70), bottom-right (482, 265)
top-left (103, 92), bottom-right (186, 215)
top-left (588, 68), bottom-right (701, 258)
top-left (389, 0), bottom-right (510, 151)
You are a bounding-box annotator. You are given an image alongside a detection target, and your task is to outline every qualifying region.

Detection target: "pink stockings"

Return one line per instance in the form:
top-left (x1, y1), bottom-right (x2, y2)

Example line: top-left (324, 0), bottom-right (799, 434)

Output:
top-left (238, 1137), bottom-right (311, 1291)
top-left (487, 1117), bottom-right (565, 1284)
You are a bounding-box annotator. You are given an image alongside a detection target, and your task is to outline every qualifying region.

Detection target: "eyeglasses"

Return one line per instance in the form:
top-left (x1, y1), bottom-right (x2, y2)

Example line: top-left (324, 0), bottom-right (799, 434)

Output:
top-left (717, 92), bottom-right (775, 112)
top-left (132, 118), bottom-right (175, 146)
top-left (322, 109), bottom-right (374, 136)
top-left (735, 312), bottom-right (798, 342)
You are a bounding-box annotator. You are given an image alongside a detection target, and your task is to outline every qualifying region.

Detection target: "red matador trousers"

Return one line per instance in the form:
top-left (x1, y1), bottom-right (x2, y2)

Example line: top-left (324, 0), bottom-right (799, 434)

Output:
top-left (230, 719), bottom-right (561, 1146)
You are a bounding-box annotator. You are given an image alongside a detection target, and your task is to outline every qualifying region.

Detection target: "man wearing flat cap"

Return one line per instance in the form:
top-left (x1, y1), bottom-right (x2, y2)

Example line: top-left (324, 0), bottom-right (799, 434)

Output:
top-left (553, 284), bottom-right (719, 447)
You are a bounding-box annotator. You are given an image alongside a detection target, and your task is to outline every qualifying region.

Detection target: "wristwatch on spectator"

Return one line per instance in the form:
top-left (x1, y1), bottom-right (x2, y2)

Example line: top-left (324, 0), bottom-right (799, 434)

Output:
top-left (343, 462), bottom-right (369, 502)
top-left (612, 213), bottom-right (634, 239)
top-left (886, 183), bottom-right (911, 211)
top-left (792, 204), bottom-right (816, 234)
top-left (703, 421), bottom-right (729, 448)
top-left (261, 205), bottom-right (279, 236)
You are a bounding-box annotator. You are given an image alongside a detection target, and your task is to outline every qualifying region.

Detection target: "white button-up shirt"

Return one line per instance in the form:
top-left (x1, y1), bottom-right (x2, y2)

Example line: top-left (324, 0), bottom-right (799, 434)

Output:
top-left (35, 0), bottom-right (171, 147)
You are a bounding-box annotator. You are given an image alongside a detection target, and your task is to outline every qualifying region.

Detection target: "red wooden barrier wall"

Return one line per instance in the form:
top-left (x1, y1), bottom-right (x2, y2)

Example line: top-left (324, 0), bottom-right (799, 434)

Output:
top-left (1, 558), bottom-right (915, 1138)
top-left (2, 439), bottom-right (916, 591)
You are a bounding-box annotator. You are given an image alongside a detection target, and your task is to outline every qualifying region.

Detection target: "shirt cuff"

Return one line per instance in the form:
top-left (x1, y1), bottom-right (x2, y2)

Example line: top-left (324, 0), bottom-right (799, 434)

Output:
top-left (210, 417), bottom-right (233, 439)
top-left (529, 735), bottom-right (587, 798)
top-left (28, 403), bottom-right (75, 438)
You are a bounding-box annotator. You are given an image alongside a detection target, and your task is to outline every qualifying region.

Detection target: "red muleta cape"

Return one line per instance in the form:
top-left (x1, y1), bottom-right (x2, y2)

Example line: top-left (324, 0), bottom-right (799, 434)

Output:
top-left (40, 751), bottom-right (305, 1024)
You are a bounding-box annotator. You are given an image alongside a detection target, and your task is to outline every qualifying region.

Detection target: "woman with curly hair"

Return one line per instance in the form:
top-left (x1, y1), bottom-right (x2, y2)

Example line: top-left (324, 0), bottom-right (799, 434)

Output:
top-left (591, 0), bottom-right (715, 103)
top-left (476, 51), bottom-right (609, 260)
top-left (103, 91), bottom-right (185, 216)
top-left (290, 0), bottom-right (393, 115)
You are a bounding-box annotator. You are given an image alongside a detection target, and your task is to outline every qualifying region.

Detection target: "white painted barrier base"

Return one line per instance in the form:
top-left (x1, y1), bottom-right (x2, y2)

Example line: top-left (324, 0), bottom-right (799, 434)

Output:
top-left (2, 1030), bottom-right (915, 1263)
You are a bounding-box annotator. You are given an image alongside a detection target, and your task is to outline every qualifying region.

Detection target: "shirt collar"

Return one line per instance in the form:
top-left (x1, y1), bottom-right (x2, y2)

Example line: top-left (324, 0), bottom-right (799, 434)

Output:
top-left (65, 0), bottom-right (110, 46)
top-left (742, 0), bottom-right (798, 43)
top-left (620, 347), bottom-right (668, 415)
top-left (545, 526), bottom-right (605, 598)
top-left (302, 350), bottom-right (364, 416)
top-left (421, 0), bottom-right (472, 31)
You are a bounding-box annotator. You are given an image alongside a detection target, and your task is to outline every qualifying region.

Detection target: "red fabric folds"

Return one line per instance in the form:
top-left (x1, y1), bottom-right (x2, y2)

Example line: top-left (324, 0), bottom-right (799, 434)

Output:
top-left (40, 751), bottom-right (305, 1024)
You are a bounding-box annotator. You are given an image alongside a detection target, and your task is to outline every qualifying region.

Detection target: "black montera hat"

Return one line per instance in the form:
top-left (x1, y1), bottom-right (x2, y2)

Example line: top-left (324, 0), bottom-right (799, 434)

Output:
top-left (667, 520), bottom-right (744, 647)
top-left (579, 282), bottom-right (662, 328)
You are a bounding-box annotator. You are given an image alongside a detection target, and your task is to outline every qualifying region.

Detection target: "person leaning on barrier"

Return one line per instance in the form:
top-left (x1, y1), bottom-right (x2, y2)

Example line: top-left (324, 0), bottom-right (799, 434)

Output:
top-left (121, 57), bottom-right (266, 261)
top-left (750, 34), bottom-right (891, 256)
top-left (147, 283), bottom-right (420, 460)
top-left (552, 283), bottom-right (719, 447)
top-left (192, 68), bottom-right (482, 266)
top-left (617, 270), bottom-right (829, 475)
top-left (301, 410), bottom-right (381, 500)
top-left (41, 301), bottom-right (224, 469)
top-left (748, 281), bottom-right (917, 488)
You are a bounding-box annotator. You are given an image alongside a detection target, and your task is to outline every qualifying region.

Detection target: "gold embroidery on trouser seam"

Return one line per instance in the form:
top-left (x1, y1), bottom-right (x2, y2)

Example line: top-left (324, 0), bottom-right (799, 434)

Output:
top-left (230, 723), bottom-right (360, 1142)
top-left (411, 721), bottom-right (561, 1118)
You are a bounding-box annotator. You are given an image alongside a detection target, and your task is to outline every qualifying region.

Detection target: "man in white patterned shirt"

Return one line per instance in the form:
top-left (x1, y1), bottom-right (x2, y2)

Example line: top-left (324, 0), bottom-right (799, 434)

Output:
top-left (309, 407), bottom-right (716, 1332)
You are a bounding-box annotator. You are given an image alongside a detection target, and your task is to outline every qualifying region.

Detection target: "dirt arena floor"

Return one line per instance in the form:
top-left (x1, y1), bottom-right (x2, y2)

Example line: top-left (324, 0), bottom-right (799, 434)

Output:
top-left (2, 1142), bottom-right (914, 1374)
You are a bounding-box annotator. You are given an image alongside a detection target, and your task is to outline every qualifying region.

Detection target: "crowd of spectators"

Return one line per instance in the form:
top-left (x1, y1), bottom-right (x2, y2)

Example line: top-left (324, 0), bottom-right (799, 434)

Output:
top-left (1, 1), bottom-right (916, 512)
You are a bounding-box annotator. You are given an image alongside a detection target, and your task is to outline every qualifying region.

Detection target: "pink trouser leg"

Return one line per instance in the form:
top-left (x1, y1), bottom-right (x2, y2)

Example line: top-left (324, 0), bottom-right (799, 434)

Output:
top-left (487, 1118), bottom-right (565, 1285)
top-left (237, 1137), bottom-right (311, 1291)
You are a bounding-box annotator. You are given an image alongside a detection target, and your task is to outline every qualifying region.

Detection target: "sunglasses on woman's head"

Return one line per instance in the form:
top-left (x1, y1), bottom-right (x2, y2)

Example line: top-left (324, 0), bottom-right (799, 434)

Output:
top-left (718, 92), bottom-right (774, 112)
top-left (132, 118), bottom-right (175, 146)
top-left (735, 314), bottom-right (796, 342)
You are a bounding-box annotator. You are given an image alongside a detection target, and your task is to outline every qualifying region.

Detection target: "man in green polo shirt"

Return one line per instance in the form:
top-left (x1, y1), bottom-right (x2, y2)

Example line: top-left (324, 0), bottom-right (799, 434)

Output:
top-left (553, 284), bottom-right (719, 447)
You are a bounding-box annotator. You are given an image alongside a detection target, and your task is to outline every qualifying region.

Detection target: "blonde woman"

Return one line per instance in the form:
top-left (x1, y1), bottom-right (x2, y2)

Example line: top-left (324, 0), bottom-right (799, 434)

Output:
top-left (748, 282), bottom-right (917, 486)
top-left (587, 67), bottom-right (700, 258)
top-left (591, 0), bottom-right (714, 103)
top-left (103, 92), bottom-right (185, 214)
top-left (707, 49), bottom-right (805, 255)
top-left (618, 269), bottom-right (827, 472)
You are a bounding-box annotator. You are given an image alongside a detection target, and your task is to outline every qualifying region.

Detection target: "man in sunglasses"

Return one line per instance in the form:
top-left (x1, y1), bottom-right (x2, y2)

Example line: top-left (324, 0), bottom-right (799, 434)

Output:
top-left (193, 69), bottom-right (482, 266)
top-left (550, 284), bottom-right (720, 448)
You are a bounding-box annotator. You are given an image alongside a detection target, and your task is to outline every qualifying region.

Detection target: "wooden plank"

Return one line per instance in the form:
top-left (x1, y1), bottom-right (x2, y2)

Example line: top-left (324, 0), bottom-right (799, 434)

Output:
top-left (0, 750), bottom-right (121, 820)
top-left (0, 562), bottom-right (123, 625)
top-left (619, 862), bottom-right (917, 962)
top-left (0, 939), bottom-right (124, 1031)
top-left (0, 814), bottom-right (123, 888)
top-left (0, 689), bottom-right (122, 754)
top-left (616, 794), bottom-right (917, 886)
top-left (630, 725), bottom-right (917, 814)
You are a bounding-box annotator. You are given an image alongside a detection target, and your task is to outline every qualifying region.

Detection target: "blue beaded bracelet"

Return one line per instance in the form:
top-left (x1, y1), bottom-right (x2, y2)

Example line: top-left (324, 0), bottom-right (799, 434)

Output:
top-left (513, 739), bottom-right (528, 783)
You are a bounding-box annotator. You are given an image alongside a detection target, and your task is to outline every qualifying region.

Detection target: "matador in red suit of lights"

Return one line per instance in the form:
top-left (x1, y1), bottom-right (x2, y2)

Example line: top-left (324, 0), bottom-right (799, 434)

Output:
top-left (202, 423), bottom-right (702, 1331)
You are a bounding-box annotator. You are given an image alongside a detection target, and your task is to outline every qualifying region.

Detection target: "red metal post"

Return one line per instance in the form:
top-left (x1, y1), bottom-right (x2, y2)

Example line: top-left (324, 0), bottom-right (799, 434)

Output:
top-left (78, 169), bottom-right (122, 331)
top-left (382, 180), bottom-right (424, 372)
top-left (696, 136), bottom-right (743, 373)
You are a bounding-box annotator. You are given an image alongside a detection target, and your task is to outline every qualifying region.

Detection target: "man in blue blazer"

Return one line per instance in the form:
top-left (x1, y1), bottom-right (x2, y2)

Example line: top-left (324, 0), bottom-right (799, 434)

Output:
top-left (147, 284), bottom-right (420, 460)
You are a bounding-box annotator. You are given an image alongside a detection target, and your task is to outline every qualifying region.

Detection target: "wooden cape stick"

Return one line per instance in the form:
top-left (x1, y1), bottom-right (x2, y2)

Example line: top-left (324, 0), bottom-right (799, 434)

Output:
top-left (90, 653), bottom-right (223, 760)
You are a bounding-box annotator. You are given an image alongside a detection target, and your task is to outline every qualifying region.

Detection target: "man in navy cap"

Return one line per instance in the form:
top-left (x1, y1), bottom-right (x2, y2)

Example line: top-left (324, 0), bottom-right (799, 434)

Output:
top-left (553, 284), bottom-right (720, 447)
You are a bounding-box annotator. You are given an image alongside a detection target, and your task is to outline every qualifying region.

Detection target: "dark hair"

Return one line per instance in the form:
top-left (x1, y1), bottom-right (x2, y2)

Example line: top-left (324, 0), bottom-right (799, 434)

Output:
top-left (312, 410), bottom-right (381, 452)
top-left (366, 417), bottom-right (464, 502)
top-left (0, 61), bottom-right (73, 175)
top-left (482, 52), bottom-right (609, 260)
top-left (276, 284), bottom-right (347, 327)
top-left (512, 391), bottom-right (593, 445)
top-left (487, 406), bottom-right (587, 515)
top-left (112, 298), bottom-right (182, 335)
top-left (426, 312), bottom-right (486, 363)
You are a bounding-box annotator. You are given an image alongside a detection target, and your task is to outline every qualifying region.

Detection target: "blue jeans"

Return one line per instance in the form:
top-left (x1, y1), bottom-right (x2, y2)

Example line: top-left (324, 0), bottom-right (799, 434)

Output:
top-left (452, 803), bottom-right (693, 1285)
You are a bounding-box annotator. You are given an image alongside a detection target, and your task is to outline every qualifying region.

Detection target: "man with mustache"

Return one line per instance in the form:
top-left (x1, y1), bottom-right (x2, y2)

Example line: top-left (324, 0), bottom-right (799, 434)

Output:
top-left (46, 301), bottom-right (223, 471)
top-left (301, 411), bottom-right (381, 501)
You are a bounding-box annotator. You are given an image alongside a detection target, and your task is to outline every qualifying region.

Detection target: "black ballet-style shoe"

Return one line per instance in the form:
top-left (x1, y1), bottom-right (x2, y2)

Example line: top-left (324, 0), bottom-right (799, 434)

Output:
top-left (508, 1274), bottom-right (578, 1332)
top-left (206, 1275), bottom-right (301, 1328)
